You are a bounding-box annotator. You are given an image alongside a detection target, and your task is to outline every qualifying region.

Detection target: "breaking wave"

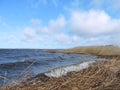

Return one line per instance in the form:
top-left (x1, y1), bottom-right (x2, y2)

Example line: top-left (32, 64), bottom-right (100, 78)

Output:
top-left (44, 61), bottom-right (95, 78)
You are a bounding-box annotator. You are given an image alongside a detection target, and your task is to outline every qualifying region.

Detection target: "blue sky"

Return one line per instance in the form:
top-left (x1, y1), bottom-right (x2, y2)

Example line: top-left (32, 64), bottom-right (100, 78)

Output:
top-left (0, 0), bottom-right (120, 49)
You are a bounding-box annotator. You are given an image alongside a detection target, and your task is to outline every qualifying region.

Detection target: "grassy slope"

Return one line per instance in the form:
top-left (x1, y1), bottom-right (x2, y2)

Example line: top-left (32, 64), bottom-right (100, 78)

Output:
top-left (54, 45), bottom-right (120, 59)
top-left (2, 45), bottom-right (120, 90)
top-left (59, 45), bottom-right (120, 55)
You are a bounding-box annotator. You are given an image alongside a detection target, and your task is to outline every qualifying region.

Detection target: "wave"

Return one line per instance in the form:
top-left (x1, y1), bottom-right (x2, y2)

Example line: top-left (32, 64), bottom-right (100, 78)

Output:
top-left (0, 61), bottom-right (40, 70)
top-left (44, 61), bottom-right (95, 78)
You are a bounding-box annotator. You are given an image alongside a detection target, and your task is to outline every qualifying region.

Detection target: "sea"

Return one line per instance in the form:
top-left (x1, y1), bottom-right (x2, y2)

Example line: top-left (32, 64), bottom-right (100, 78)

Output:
top-left (0, 49), bottom-right (104, 86)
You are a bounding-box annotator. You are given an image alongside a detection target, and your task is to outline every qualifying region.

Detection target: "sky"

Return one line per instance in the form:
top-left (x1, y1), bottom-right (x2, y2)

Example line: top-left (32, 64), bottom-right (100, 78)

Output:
top-left (0, 0), bottom-right (120, 49)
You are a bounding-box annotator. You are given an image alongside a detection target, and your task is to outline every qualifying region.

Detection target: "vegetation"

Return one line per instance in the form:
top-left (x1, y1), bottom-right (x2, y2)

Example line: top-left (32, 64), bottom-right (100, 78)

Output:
top-left (1, 45), bottom-right (120, 90)
top-left (48, 45), bottom-right (120, 59)
top-left (58, 45), bottom-right (120, 55)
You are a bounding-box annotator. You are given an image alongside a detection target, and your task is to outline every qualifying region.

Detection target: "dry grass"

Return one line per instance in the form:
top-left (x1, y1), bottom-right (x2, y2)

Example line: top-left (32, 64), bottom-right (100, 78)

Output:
top-left (2, 59), bottom-right (120, 90)
top-left (58, 45), bottom-right (120, 55)
top-left (1, 45), bottom-right (120, 90)
top-left (49, 45), bottom-right (120, 59)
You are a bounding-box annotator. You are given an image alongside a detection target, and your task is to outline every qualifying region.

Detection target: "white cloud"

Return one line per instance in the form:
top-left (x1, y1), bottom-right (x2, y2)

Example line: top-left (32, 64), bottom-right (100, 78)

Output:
top-left (72, 35), bottom-right (80, 42)
top-left (40, 15), bottom-right (66, 35)
top-left (23, 27), bottom-right (37, 39)
top-left (49, 15), bottom-right (66, 31)
top-left (22, 9), bottom-right (120, 47)
top-left (22, 15), bottom-right (66, 44)
top-left (24, 16), bottom-right (66, 36)
top-left (30, 19), bottom-right (41, 26)
top-left (56, 34), bottom-right (70, 44)
top-left (70, 10), bottom-right (120, 36)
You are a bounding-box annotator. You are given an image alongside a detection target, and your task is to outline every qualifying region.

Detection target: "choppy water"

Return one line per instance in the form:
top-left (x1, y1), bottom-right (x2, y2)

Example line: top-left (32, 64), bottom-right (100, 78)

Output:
top-left (0, 49), bottom-right (103, 86)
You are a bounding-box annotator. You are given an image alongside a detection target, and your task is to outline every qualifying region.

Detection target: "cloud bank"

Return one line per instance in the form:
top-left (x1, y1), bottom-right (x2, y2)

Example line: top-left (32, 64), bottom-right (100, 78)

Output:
top-left (70, 10), bottom-right (120, 36)
top-left (1, 0), bottom-right (120, 48)
top-left (22, 9), bottom-right (120, 48)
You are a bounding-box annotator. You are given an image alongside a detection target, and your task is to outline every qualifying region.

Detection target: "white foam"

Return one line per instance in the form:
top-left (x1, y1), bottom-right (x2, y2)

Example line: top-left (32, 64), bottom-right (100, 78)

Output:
top-left (44, 61), bottom-right (95, 78)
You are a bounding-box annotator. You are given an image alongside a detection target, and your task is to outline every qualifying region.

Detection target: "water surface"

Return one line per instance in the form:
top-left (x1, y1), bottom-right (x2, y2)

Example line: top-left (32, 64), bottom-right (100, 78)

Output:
top-left (0, 49), bottom-right (103, 85)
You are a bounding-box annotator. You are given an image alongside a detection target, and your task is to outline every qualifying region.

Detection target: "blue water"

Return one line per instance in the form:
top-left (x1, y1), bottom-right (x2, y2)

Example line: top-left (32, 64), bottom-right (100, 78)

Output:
top-left (0, 49), bottom-right (103, 86)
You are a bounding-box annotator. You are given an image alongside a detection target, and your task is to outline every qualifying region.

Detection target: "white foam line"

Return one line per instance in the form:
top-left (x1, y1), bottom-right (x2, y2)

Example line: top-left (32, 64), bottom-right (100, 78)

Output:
top-left (44, 61), bottom-right (95, 78)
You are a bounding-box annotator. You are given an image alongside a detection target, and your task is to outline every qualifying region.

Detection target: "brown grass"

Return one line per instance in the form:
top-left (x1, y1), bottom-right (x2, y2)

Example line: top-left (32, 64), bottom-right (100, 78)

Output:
top-left (1, 45), bottom-right (120, 90)
top-left (58, 45), bottom-right (120, 55)
top-left (2, 59), bottom-right (120, 90)
top-left (48, 45), bottom-right (120, 59)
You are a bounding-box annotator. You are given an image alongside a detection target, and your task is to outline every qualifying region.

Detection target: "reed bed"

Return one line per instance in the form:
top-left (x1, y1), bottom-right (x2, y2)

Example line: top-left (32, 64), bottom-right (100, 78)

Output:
top-left (1, 45), bottom-right (120, 90)
top-left (2, 59), bottom-right (120, 90)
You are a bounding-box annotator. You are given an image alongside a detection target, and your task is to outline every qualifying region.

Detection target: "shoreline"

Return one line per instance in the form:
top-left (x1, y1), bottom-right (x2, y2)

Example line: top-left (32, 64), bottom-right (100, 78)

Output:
top-left (2, 45), bottom-right (120, 90)
top-left (2, 58), bottom-right (120, 90)
top-left (44, 45), bottom-right (120, 60)
top-left (3, 60), bottom-right (98, 86)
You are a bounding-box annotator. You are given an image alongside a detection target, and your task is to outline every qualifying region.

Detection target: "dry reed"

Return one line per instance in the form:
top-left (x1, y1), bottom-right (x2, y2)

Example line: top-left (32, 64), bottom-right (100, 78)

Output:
top-left (1, 45), bottom-right (120, 90)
